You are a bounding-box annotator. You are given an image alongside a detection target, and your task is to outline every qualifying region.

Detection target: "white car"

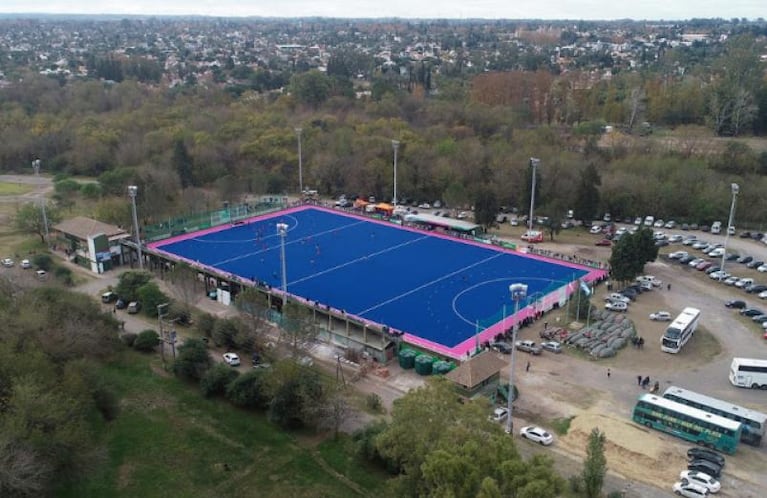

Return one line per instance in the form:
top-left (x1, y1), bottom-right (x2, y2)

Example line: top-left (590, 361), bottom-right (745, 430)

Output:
top-left (650, 311), bottom-right (672, 321)
top-left (723, 276), bottom-right (739, 286)
top-left (615, 227), bottom-right (627, 236)
top-left (668, 234), bottom-right (684, 243)
top-left (20, 259), bottom-right (31, 269)
top-left (654, 219), bottom-right (665, 228)
top-left (688, 258), bottom-right (705, 267)
top-left (757, 264), bottom-right (767, 273)
top-left (665, 220), bottom-right (677, 229)
top-left (735, 278), bottom-right (754, 289)
top-left (457, 211), bottom-right (468, 219)
top-left (222, 352), bottom-right (240, 366)
top-left (589, 225), bottom-right (603, 234)
top-left (490, 407), bottom-right (508, 422)
top-left (669, 251), bottom-right (689, 260)
top-left (418, 202), bottom-right (431, 209)
top-left (679, 470), bottom-right (721, 493)
top-left (519, 426), bottom-right (554, 445)
top-left (605, 301), bottom-right (628, 312)
top-left (758, 290), bottom-right (767, 300)
top-left (605, 293), bottom-right (630, 304)
top-left (708, 248), bottom-right (725, 258)
top-left (634, 217), bottom-right (643, 225)
top-left (672, 481), bottom-right (709, 497)
top-left (1, 258), bottom-right (13, 267)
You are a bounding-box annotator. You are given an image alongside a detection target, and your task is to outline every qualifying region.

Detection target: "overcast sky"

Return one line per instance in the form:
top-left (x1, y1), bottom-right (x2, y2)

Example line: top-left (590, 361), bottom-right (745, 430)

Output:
top-left (0, 1), bottom-right (763, 21)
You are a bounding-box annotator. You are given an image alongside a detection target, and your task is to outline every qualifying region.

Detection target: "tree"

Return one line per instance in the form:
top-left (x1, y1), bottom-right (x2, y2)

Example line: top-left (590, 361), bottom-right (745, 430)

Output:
top-left (316, 387), bottom-right (356, 440)
top-left (542, 215), bottom-right (562, 242)
top-left (281, 303), bottom-right (319, 358)
top-left (133, 329), bottom-right (160, 352)
top-left (473, 186), bottom-right (499, 230)
top-left (115, 271), bottom-right (151, 302)
top-left (169, 263), bottom-right (199, 316)
top-left (582, 427), bottom-right (607, 498)
top-left (289, 70), bottom-right (331, 107)
top-left (173, 338), bottom-right (211, 380)
top-left (226, 369), bottom-right (271, 408)
top-left (14, 202), bottom-right (61, 244)
top-left (268, 365), bottom-right (324, 429)
top-left (200, 362), bottom-right (240, 398)
top-left (136, 282), bottom-right (169, 317)
top-left (212, 317), bottom-right (241, 349)
top-left (573, 163), bottom-right (601, 222)
top-left (608, 228), bottom-right (658, 283)
top-left (172, 139), bottom-right (195, 189)
top-left (236, 287), bottom-right (269, 347)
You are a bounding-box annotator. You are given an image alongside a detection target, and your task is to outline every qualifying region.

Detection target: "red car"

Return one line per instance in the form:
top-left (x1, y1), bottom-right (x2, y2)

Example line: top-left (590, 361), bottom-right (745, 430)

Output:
top-left (696, 261), bottom-right (714, 271)
top-left (595, 239), bottom-right (612, 247)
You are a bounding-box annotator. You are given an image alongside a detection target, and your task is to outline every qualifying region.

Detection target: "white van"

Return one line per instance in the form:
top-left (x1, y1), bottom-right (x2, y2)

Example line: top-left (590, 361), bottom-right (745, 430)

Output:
top-left (644, 216), bottom-right (654, 227)
top-left (711, 221), bottom-right (722, 234)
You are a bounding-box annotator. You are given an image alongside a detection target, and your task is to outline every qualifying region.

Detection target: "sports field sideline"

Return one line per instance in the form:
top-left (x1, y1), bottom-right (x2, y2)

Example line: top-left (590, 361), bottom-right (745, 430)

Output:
top-left (150, 206), bottom-right (603, 358)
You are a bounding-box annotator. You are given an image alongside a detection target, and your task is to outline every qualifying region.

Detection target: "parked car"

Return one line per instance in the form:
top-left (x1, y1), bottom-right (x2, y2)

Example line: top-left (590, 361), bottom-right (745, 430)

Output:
top-left (115, 298), bottom-right (128, 310)
top-left (515, 340), bottom-right (542, 355)
top-left (688, 258), bottom-right (705, 267)
top-left (519, 426), bottom-right (554, 445)
top-left (758, 290), bottom-right (767, 300)
top-left (747, 260), bottom-right (764, 269)
top-left (757, 264), bottom-right (767, 273)
top-left (687, 448), bottom-right (724, 467)
top-left (589, 225), bottom-right (603, 234)
top-left (751, 314), bottom-right (767, 323)
top-left (490, 407), bottom-right (508, 422)
top-left (687, 459), bottom-right (722, 479)
top-left (669, 251), bottom-right (689, 259)
top-left (740, 307), bottom-right (765, 317)
top-left (746, 284), bottom-right (767, 294)
top-left (490, 341), bottom-right (513, 354)
top-left (724, 300), bottom-right (746, 309)
top-left (650, 311), bottom-right (672, 321)
top-left (605, 301), bottom-right (628, 312)
top-left (738, 255), bottom-right (753, 264)
top-left (595, 239), bottom-right (612, 246)
top-left (127, 301), bottom-right (141, 314)
top-left (735, 278), bottom-right (754, 289)
top-left (1, 258), bottom-right (13, 267)
top-left (541, 341), bottom-right (562, 354)
top-left (669, 234), bottom-right (684, 243)
top-left (696, 261), bottom-right (714, 271)
top-left (723, 276), bottom-right (739, 286)
top-left (672, 481), bottom-right (710, 497)
top-left (101, 291), bottom-right (118, 303)
top-left (679, 470), bottom-right (721, 494)
top-left (679, 255), bottom-right (695, 264)
top-left (223, 352), bottom-right (240, 366)
top-left (605, 293), bottom-right (630, 304)
top-left (20, 259), bottom-right (31, 269)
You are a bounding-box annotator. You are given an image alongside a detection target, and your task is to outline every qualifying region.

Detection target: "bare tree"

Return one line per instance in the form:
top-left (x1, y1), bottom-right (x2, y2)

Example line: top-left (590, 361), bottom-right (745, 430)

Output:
top-left (281, 303), bottom-right (319, 358)
top-left (314, 387), bottom-right (356, 439)
top-left (169, 262), bottom-right (200, 314)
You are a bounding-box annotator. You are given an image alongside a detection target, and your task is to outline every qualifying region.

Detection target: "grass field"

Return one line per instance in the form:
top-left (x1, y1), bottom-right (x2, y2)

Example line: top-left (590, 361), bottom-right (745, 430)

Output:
top-left (0, 181), bottom-right (35, 195)
top-left (57, 352), bottom-right (389, 498)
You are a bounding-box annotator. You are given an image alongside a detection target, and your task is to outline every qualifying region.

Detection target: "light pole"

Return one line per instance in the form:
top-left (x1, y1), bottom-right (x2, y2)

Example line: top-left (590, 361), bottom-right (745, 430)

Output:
top-left (506, 283), bottom-right (528, 434)
top-left (392, 140), bottom-right (400, 206)
top-left (720, 183), bottom-right (739, 279)
top-left (295, 128), bottom-right (303, 195)
top-left (31, 159), bottom-right (50, 247)
top-left (157, 302), bottom-right (169, 368)
top-left (277, 222), bottom-right (289, 306)
top-left (528, 158), bottom-right (540, 232)
top-left (128, 185), bottom-right (143, 270)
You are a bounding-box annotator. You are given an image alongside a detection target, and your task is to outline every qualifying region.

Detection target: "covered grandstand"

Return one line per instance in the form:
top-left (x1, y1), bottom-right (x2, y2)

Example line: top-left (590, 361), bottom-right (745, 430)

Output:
top-left (403, 213), bottom-right (482, 235)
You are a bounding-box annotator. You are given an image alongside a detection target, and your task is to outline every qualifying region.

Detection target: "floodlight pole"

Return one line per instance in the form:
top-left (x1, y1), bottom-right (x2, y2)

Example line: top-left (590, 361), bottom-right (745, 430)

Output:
top-left (528, 158), bottom-right (540, 232)
top-left (720, 183), bottom-right (739, 279)
top-left (392, 140), bottom-right (400, 206)
top-left (506, 283), bottom-right (528, 434)
top-left (295, 127), bottom-right (303, 195)
top-left (277, 223), bottom-right (289, 307)
top-left (32, 159), bottom-right (50, 247)
top-left (128, 185), bottom-right (143, 270)
top-left (157, 302), bottom-right (169, 368)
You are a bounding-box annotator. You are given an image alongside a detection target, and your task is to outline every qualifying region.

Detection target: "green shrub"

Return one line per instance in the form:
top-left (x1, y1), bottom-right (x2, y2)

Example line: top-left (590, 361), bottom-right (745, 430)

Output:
top-left (173, 338), bottom-right (211, 380)
top-left (80, 183), bottom-right (101, 199)
top-left (54, 266), bottom-right (73, 286)
top-left (133, 329), bottom-right (160, 352)
top-left (365, 393), bottom-right (382, 413)
top-left (32, 253), bottom-right (53, 271)
top-left (196, 312), bottom-right (216, 338)
top-left (200, 363), bottom-right (240, 397)
top-left (121, 332), bottom-right (138, 347)
top-left (226, 370), bottom-right (271, 409)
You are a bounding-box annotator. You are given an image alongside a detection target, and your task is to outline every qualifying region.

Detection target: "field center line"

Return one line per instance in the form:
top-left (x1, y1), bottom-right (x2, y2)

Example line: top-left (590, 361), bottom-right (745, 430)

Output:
top-left (211, 219), bottom-right (368, 267)
top-left (356, 253), bottom-right (504, 316)
top-left (288, 235), bottom-right (431, 286)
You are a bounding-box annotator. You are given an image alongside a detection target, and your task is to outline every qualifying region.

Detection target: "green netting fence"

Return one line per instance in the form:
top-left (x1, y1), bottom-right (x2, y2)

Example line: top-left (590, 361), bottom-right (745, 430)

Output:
top-left (143, 198), bottom-right (286, 242)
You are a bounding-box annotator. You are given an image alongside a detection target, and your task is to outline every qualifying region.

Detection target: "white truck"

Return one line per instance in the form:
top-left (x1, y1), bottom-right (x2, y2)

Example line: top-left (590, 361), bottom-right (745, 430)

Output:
top-left (711, 221), bottom-right (722, 234)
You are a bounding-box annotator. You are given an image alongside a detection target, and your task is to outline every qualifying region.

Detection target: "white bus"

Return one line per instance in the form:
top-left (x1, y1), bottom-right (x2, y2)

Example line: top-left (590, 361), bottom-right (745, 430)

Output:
top-left (661, 307), bottom-right (701, 353)
top-left (663, 385), bottom-right (767, 446)
top-left (729, 357), bottom-right (767, 390)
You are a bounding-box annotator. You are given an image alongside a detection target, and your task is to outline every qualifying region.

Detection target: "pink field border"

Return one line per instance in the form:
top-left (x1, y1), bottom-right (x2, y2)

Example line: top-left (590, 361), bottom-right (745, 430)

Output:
top-left (148, 205), bottom-right (608, 360)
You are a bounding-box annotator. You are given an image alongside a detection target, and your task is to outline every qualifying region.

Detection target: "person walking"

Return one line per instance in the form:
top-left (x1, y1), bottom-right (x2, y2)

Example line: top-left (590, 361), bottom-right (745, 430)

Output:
top-left (607, 368), bottom-right (611, 379)
top-left (526, 361), bottom-right (531, 373)
top-left (667, 283), bottom-right (671, 291)
top-left (637, 375), bottom-right (642, 386)
top-left (642, 376), bottom-right (650, 389)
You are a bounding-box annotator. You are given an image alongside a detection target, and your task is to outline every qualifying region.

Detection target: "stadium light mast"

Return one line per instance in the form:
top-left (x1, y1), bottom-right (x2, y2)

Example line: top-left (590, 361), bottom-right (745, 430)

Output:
top-left (31, 159), bottom-right (50, 247)
top-left (506, 283), bottom-right (528, 434)
top-left (295, 127), bottom-right (303, 195)
top-left (720, 183), bottom-right (739, 279)
top-left (277, 222), bottom-right (289, 306)
top-left (392, 140), bottom-right (400, 206)
top-left (127, 185), bottom-right (143, 270)
top-left (528, 158), bottom-right (540, 232)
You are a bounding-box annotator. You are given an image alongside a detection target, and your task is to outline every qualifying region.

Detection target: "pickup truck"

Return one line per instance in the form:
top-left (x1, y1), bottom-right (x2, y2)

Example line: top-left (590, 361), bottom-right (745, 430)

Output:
top-left (515, 340), bottom-right (542, 355)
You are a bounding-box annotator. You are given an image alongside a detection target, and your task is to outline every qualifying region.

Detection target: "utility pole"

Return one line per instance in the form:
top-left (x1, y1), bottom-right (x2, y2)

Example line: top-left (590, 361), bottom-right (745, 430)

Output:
top-left (392, 140), bottom-right (400, 206)
top-left (295, 128), bottom-right (303, 195)
top-left (528, 158), bottom-right (540, 232)
top-left (128, 185), bottom-right (143, 270)
top-left (157, 303), bottom-right (169, 368)
top-left (277, 223), bottom-right (289, 307)
top-left (506, 283), bottom-right (528, 434)
top-left (31, 159), bottom-right (50, 247)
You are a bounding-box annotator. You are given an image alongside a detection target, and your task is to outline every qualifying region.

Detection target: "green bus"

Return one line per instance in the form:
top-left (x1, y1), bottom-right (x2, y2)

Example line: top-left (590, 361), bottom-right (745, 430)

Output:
top-left (632, 394), bottom-right (742, 454)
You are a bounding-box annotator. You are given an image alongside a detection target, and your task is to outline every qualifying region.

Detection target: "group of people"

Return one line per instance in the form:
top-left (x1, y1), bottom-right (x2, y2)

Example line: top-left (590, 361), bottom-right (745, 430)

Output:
top-left (631, 336), bottom-right (646, 349)
top-left (638, 375), bottom-right (660, 393)
top-left (526, 246), bottom-right (610, 269)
